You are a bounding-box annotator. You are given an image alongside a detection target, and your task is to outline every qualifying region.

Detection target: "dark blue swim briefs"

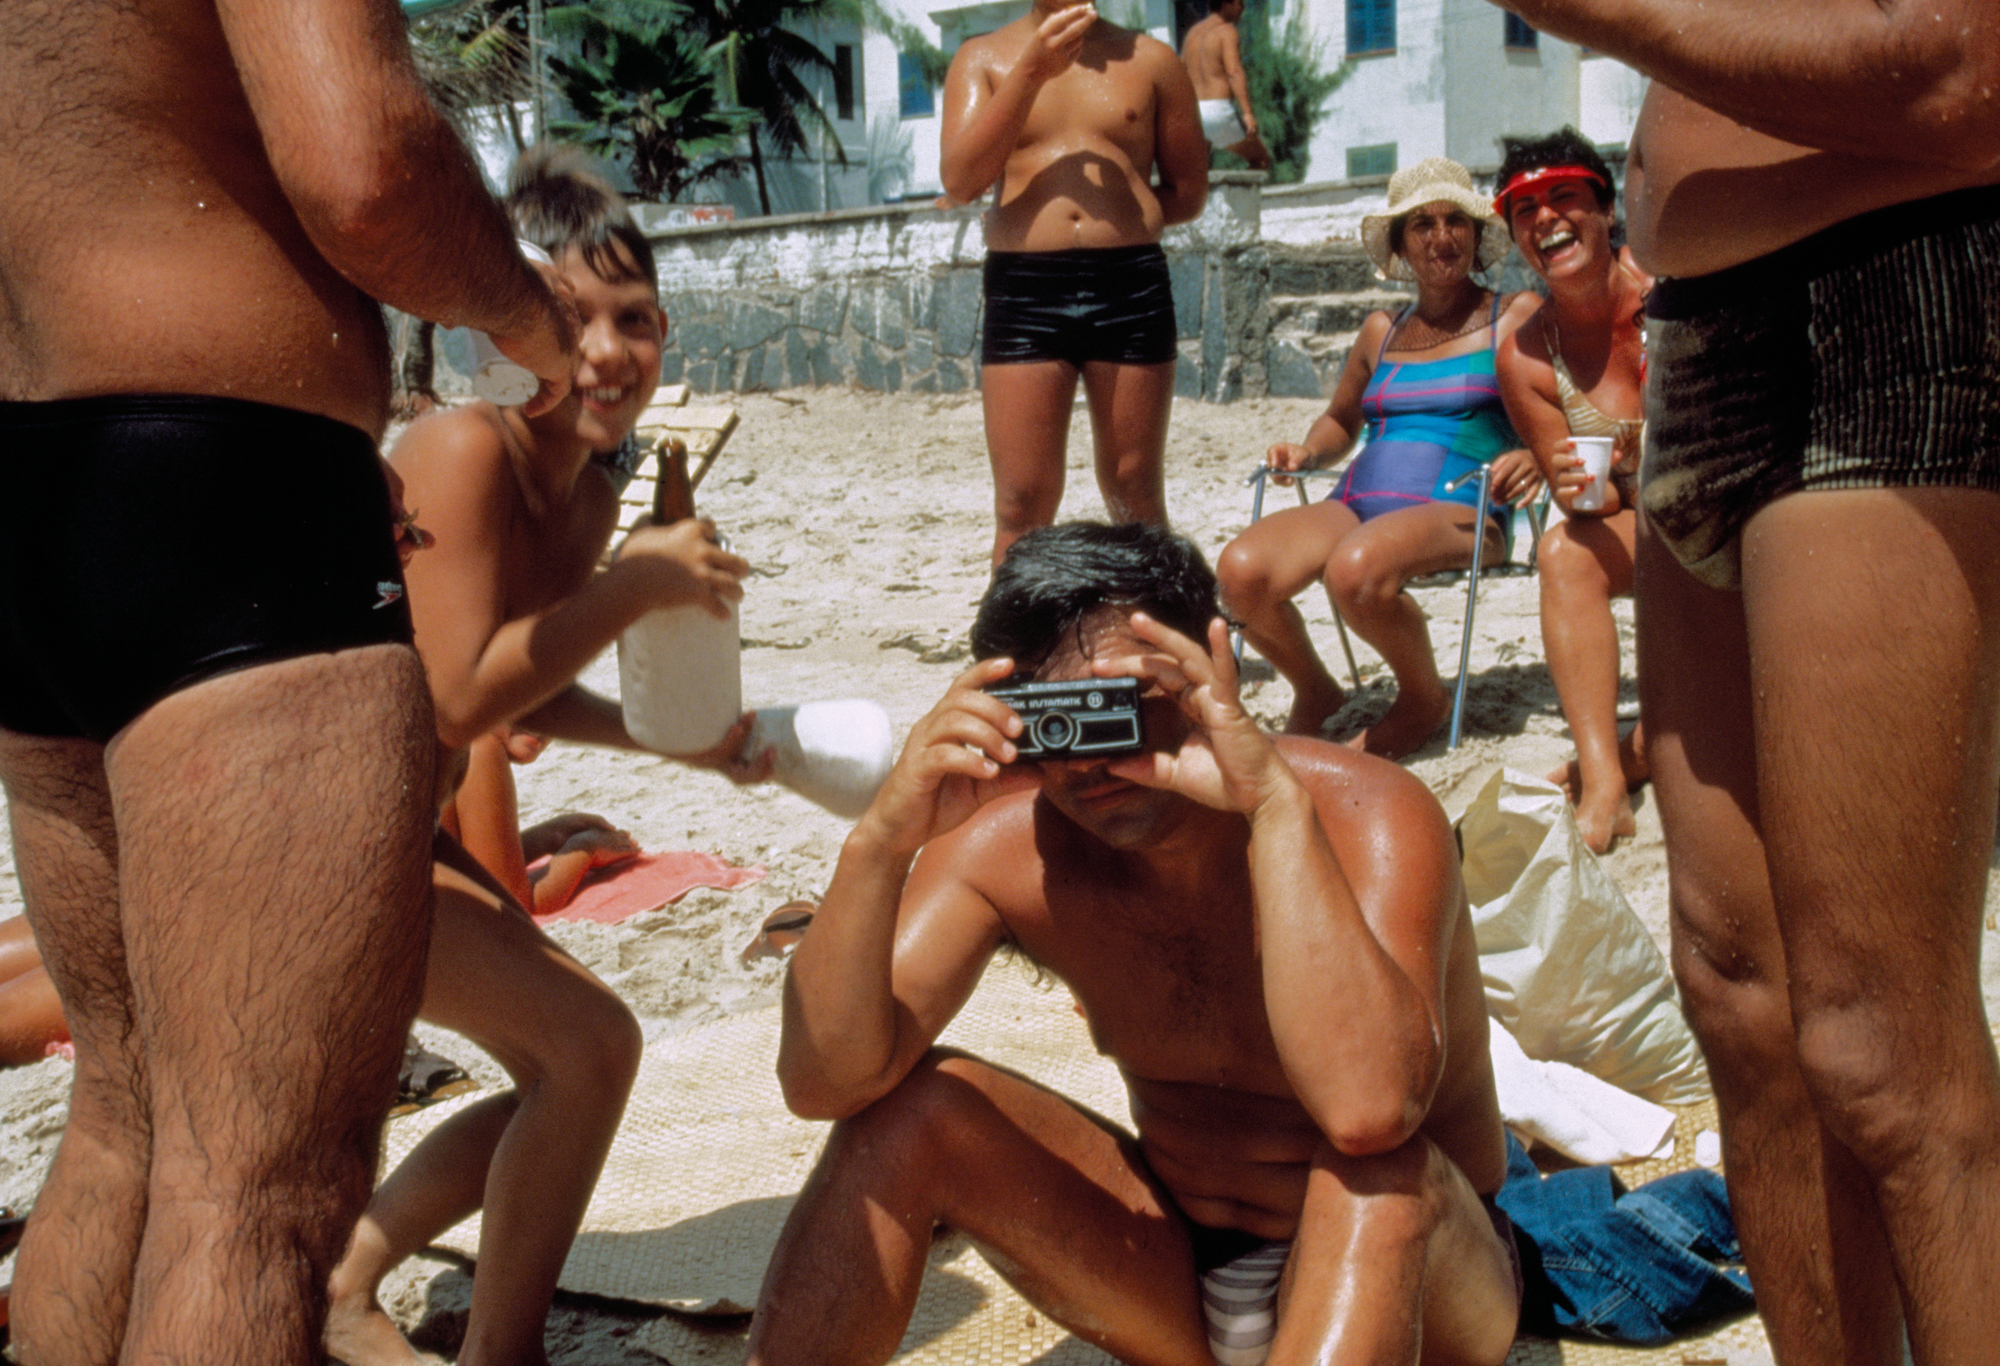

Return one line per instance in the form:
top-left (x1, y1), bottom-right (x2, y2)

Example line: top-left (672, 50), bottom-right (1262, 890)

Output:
top-left (0, 393), bottom-right (414, 742)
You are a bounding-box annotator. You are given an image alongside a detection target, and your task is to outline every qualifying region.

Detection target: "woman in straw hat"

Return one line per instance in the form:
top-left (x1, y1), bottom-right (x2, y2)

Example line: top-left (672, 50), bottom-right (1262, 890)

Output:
top-left (1218, 156), bottom-right (1541, 758)
top-left (1494, 128), bottom-right (1652, 853)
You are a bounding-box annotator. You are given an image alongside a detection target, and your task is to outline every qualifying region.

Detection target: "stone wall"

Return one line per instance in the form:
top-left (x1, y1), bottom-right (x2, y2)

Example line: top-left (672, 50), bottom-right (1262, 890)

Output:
top-left (423, 158), bottom-right (1628, 404)
top-left (644, 172), bottom-right (1384, 403)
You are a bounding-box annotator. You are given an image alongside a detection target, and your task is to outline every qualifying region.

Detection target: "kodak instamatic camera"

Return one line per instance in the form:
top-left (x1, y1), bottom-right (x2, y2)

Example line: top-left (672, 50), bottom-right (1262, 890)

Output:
top-left (986, 676), bottom-right (1144, 759)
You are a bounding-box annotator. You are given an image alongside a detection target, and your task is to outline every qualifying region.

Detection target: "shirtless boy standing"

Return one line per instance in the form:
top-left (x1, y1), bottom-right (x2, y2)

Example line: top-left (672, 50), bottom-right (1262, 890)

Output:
top-left (1180, 0), bottom-right (1273, 172)
top-left (1495, 4), bottom-right (2000, 1363)
top-left (0, 0), bottom-right (573, 1359)
top-left (325, 147), bottom-right (757, 1366)
top-left (941, 1), bottom-right (1209, 562)
top-left (747, 522), bottom-right (1520, 1366)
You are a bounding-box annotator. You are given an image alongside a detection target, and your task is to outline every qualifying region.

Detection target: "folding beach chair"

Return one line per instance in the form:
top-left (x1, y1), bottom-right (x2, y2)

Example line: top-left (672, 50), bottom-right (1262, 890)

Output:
top-left (1237, 462), bottom-right (1548, 749)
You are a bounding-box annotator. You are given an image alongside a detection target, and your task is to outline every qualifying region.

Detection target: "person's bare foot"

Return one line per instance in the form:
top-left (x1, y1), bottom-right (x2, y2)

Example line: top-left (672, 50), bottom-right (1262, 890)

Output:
top-left (1283, 679), bottom-right (1345, 735)
top-left (1544, 724), bottom-right (1651, 801)
top-left (325, 1291), bottom-right (424, 1366)
top-left (1346, 685), bottom-right (1450, 760)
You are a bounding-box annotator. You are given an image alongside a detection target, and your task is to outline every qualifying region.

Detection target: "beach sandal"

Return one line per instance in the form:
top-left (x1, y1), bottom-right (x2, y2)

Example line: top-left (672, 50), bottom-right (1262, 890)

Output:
top-left (739, 900), bottom-right (817, 965)
top-left (390, 1040), bottom-right (478, 1117)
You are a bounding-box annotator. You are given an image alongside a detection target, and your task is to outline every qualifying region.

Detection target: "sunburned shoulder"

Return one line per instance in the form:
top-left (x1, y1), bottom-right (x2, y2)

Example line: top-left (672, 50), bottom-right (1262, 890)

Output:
top-left (1271, 735), bottom-right (1452, 839)
top-left (390, 402), bottom-right (509, 474)
top-left (389, 403), bottom-right (527, 522)
top-left (1496, 303), bottom-right (1553, 369)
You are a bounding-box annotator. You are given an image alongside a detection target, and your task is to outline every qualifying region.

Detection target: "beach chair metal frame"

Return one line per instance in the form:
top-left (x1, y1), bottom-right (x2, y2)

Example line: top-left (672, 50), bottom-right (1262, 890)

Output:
top-left (1237, 462), bottom-right (1548, 750)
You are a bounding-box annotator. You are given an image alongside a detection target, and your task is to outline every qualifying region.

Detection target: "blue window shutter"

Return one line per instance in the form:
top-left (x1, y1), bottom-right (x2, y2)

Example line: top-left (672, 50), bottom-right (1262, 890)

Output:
top-left (898, 52), bottom-right (934, 118)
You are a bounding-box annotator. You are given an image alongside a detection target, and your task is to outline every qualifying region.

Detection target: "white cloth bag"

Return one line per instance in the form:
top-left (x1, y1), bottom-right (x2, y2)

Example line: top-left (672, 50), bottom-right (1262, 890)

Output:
top-left (1458, 768), bottom-right (1710, 1106)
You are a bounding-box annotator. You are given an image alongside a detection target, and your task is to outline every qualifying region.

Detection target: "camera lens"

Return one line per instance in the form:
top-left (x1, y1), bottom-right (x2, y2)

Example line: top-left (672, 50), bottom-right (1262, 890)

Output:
top-left (1033, 710), bottom-right (1077, 751)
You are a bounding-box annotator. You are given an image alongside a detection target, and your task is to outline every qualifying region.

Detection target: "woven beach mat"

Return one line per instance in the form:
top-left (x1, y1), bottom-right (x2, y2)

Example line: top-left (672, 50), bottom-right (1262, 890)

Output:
top-left (386, 967), bottom-right (1768, 1364)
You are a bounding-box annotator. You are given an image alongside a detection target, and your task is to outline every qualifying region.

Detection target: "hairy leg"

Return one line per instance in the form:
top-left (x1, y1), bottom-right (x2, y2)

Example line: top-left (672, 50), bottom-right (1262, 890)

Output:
top-left (1270, 1138), bottom-right (1516, 1366)
top-left (329, 835), bottom-right (642, 1366)
top-left (0, 731), bottom-right (145, 1366)
top-left (1636, 524), bottom-right (1903, 1366)
top-left (105, 646), bottom-right (436, 1366)
top-left (982, 360), bottom-right (1081, 564)
top-left (748, 1052), bottom-right (1213, 1366)
top-left (1325, 501), bottom-right (1500, 759)
top-left (1079, 358), bottom-right (1175, 528)
top-left (1536, 510), bottom-right (1637, 853)
top-left (1216, 500), bottom-right (1363, 734)
top-left (1740, 487), bottom-right (2000, 1364)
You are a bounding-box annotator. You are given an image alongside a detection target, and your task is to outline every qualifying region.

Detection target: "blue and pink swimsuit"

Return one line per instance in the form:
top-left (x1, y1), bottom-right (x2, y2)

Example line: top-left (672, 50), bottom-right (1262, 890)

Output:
top-left (1332, 297), bottom-right (1519, 547)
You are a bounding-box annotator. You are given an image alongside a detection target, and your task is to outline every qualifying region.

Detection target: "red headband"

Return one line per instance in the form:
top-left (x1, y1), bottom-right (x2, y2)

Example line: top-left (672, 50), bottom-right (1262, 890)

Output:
top-left (1493, 164), bottom-right (1607, 215)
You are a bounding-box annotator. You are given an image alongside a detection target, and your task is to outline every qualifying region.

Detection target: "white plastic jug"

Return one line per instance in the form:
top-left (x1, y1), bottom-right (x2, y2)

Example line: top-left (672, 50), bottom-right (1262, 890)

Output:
top-left (748, 700), bottom-right (895, 818)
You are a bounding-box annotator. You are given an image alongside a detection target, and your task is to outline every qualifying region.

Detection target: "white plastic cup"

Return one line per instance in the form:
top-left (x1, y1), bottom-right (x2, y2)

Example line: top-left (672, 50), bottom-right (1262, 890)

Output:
top-left (468, 240), bottom-right (555, 406)
top-left (746, 700), bottom-right (896, 818)
top-left (1570, 436), bottom-right (1615, 513)
top-left (618, 601), bottom-right (743, 754)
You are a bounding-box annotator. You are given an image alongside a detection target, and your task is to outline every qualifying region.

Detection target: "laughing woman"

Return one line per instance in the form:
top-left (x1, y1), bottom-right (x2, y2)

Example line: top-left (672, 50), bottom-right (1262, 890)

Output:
top-left (1218, 158), bottom-right (1540, 758)
top-left (1494, 130), bottom-right (1652, 852)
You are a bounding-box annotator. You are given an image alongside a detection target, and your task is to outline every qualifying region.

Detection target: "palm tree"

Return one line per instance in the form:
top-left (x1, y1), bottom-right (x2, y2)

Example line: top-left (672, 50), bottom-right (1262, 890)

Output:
top-left (545, 10), bottom-right (750, 201)
top-left (672, 0), bottom-right (853, 216)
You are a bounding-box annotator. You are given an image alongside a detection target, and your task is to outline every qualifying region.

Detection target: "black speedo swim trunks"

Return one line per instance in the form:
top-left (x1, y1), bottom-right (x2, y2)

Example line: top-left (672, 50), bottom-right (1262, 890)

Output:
top-left (1640, 183), bottom-right (2000, 590)
top-left (981, 244), bottom-right (1179, 368)
top-left (0, 393), bottom-right (414, 742)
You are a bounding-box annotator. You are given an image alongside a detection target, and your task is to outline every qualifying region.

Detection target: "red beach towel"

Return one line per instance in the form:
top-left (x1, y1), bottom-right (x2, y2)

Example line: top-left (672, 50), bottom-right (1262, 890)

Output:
top-left (530, 851), bottom-right (766, 925)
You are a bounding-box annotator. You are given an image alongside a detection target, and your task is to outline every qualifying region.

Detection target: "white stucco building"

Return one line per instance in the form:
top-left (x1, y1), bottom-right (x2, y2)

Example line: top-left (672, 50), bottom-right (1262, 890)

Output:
top-left (844, 0), bottom-right (1643, 204)
top-left (501, 0), bottom-right (1645, 212)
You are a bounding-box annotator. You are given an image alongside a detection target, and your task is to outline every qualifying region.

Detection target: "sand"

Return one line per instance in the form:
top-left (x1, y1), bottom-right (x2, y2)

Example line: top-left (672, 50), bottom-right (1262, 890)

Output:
top-left (1, 385), bottom-right (1997, 1362)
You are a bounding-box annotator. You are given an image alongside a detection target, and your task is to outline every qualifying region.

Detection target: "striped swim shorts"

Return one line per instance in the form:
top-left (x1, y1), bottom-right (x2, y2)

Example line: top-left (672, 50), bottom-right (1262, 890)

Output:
top-left (1640, 183), bottom-right (2000, 591)
top-left (1198, 1236), bottom-right (1290, 1366)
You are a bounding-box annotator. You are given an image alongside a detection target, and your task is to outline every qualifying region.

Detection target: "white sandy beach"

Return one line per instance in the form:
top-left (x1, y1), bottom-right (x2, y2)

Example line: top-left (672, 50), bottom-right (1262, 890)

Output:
top-left (3, 386), bottom-right (1998, 1362)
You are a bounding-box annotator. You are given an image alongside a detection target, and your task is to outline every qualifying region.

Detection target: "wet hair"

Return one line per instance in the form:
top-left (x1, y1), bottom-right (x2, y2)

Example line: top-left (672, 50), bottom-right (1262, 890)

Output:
top-left (1495, 127), bottom-right (1616, 210)
top-left (971, 522), bottom-right (1220, 672)
top-left (505, 143), bottom-right (657, 288)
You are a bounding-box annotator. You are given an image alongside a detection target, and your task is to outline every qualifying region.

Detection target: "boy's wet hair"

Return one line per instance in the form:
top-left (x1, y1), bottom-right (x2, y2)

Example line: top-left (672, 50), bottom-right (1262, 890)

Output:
top-left (971, 522), bottom-right (1220, 673)
top-left (1495, 127), bottom-right (1617, 210)
top-left (506, 143), bottom-right (657, 288)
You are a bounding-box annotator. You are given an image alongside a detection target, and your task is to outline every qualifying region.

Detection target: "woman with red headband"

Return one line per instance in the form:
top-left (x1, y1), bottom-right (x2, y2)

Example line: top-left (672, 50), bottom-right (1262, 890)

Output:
top-left (1494, 128), bottom-right (1652, 853)
top-left (1218, 157), bottom-right (1541, 758)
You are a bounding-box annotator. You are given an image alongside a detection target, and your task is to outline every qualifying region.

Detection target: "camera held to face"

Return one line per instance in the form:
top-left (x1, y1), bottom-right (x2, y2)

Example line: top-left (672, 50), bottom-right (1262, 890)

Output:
top-left (985, 676), bottom-right (1145, 760)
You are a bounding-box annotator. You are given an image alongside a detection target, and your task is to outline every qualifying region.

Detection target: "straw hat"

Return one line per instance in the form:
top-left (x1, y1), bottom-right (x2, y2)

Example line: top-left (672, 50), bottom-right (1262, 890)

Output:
top-left (1359, 156), bottom-right (1513, 282)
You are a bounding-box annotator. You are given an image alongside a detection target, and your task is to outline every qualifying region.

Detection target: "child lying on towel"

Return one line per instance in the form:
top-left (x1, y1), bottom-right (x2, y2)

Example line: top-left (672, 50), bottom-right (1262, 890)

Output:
top-left (325, 144), bottom-right (766, 1366)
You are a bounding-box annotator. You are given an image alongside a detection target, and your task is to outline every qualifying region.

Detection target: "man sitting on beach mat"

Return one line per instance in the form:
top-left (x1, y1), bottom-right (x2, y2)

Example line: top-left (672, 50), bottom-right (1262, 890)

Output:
top-left (748, 522), bottom-right (1521, 1366)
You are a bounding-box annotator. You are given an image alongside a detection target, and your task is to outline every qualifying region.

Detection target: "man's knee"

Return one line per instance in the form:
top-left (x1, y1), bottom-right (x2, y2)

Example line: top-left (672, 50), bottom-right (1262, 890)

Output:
top-left (1309, 1135), bottom-right (1448, 1244)
top-left (1790, 999), bottom-right (1995, 1169)
top-left (820, 1052), bottom-right (998, 1194)
top-left (1668, 903), bottom-right (1794, 1077)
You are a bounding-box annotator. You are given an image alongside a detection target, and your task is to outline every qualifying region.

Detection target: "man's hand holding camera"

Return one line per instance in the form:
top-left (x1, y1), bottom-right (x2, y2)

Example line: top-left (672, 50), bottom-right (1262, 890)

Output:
top-left (851, 656), bottom-right (1033, 858)
top-left (1095, 612), bottom-right (1305, 818)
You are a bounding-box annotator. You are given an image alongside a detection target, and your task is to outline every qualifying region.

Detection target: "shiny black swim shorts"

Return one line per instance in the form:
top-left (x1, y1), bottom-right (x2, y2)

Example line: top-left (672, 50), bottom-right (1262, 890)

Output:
top-left (0, 393), bottom-right (414, 741)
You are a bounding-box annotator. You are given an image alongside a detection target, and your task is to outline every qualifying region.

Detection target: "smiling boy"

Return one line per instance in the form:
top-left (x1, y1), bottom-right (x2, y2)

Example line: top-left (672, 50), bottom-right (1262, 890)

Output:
top-left (325, 146), bottom-right (759, 1366)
